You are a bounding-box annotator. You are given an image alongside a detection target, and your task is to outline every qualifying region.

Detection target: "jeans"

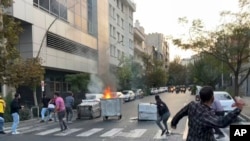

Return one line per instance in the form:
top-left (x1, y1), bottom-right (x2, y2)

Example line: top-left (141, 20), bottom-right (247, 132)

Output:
top-left (58, 110), bottom-right (67, 131)
top-left (66, 107), bottom-right (73, 122)
top-left (0, 117), bottom-right (4, 132)
top-left (41, 107), bottom-right (48, 120)
top-left (156, 112), bottom-right (170, 131)
top-left (11, 113), bottom-right (20, 133)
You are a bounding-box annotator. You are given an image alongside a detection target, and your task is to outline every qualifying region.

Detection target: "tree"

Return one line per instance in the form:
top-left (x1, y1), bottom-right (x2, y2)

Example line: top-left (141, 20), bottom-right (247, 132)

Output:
top-left (168, 56), bottom-right (187, 85)
top-left (173, 0), bottom-right (250, 96)
top-left (142, 53), bottom-right (168, 88)
top-left (117, 57), bottom-right (133, 90)
top-left (65, 73), bottom-right (90, 97)
top-left (189, 53), bottom-right (227, 88)
top-left (0, 1), bottom-right (23, 85)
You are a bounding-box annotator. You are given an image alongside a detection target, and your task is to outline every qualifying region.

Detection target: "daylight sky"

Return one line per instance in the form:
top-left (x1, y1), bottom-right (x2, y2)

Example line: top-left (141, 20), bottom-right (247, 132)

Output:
top-left (133, 0), bottom-right (239, 61)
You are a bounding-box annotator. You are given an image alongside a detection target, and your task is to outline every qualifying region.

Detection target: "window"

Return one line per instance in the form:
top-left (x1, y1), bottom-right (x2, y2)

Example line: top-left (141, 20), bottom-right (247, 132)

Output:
top-left (55, 82), bottom-right (61, 92)
top-left (113, 27), bottom-right (116, 38)
top-left (110, 24), bottom-right (113, 37)
top-left (121, 3), bottom-right (124, 12)
top-left (121, 35), bottom-right (124, 45)
top-left (117, 14), bottom-right (120, 26)
top-left (121, 18), bottom-right (124, 29)
top-left (117, 50), bottom-right (120, 58)
top-left (117, 32), bottom-right (120, 41)
top-left (117, 0), bottom-right (120, 8)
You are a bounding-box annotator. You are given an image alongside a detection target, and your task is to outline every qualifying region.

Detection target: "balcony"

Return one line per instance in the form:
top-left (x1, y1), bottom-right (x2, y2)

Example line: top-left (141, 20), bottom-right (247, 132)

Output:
top-left (134, 44), bottom-right (144, 54)
top-left (123, 0), bottom-right (136, 11)
top-left (134, 28), bottom-right (145, 42)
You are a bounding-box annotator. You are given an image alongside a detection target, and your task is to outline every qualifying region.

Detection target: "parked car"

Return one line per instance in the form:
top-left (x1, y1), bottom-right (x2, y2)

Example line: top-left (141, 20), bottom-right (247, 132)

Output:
top-left (85, 93), bottom-right (104, 102)
top-left (135, 89), bottom-right (144, 99)
top-left (113, 91), bottom-right (125, 98)
top-left (150, 88), bottom-right (158, 95)
top-left (214, 91), bottom-right (236, 113)
top-left (122, 90), bottom-right (135, 102)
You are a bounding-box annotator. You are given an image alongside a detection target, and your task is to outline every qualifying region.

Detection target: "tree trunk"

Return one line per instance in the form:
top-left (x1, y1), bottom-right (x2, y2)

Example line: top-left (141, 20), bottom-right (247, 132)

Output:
top-left (234, 74), bottom-right (239, 97)
top-left (33, 87), bottom-right (38, 106)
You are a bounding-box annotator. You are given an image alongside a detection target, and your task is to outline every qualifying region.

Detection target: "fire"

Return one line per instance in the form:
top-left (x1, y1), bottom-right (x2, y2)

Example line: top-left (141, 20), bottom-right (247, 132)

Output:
top-left (103, 86), bottom-right (112, 99)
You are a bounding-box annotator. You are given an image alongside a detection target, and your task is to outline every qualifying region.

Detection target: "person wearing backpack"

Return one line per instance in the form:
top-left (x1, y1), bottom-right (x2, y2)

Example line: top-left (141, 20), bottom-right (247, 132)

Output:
top-left (153, 95), bottom-right (171, 136)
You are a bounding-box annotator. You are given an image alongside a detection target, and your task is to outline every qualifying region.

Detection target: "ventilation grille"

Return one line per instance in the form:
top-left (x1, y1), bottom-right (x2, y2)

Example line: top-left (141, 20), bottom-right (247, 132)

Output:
top-left (47, 32), bottom-right (97, 61)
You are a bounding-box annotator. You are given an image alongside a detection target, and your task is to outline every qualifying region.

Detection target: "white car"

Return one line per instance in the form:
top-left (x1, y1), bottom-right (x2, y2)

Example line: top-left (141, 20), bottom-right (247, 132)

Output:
top-left (122, 90), bottom-right (135, 102)
top-left (85, 93), bottom-right (104, 102)
top-left (214, 91), bottom-right (236, 112)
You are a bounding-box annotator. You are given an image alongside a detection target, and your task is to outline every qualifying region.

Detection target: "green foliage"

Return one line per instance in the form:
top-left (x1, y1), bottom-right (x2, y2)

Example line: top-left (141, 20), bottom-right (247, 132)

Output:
top-left (19, 108), bottom-right (31, 121)
top-left (65, 73), bottom-right (90, 94)
top-left (3, 93), bottom-right (12, 122)
top-left (168, 57), bottom-right (187, 85)
top-left (141, 53), bottom-right (168, 88)
top-left (172, 0), bottom-right (250, 96)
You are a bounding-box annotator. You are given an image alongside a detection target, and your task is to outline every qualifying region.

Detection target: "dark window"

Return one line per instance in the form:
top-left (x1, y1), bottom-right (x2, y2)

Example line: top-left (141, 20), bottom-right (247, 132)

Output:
top-left (39, 0), bottom-right (49, 11)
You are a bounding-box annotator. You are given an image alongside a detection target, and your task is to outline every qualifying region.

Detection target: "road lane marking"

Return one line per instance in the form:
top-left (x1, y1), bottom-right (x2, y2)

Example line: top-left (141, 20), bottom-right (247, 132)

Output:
top-left (21, 127), bottom-right (46, 134)
top-left (76, 128), bottom-right (103, 137)
top-left (100, 128), bottom-right (123, 137)
top-left (117, 129), bottom-right (147, 138)
top-left (55, 128), bottom-right (82, 136)
top-left (153, 130), bottom-right (168, 139)
top-left (183, 118), bottom-right (189, 140)
top-left (36, 128), bottom-right (61, 135)
top-left (5, 126), bottom-right (33, 133)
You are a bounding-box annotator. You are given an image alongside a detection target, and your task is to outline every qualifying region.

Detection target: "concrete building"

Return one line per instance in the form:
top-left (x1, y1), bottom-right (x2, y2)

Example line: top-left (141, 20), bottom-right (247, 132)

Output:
top-left (145, 33), bottom-right (170, 71)
top-left (108, 0), bottom-right (136, 72)
top-left (133, 20), bottom-right (146, 68)
top-left (1, 0), bottom-right (110, 98)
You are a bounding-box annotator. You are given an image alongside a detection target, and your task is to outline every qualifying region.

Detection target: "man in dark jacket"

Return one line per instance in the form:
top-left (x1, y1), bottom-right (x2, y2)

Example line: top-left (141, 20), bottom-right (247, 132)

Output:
top-left (10, 93), bottom-right (22, 135)
top-left (171, 86), bottom-right (245, 141)
top-left (154, 95), bottom-right (171, 136)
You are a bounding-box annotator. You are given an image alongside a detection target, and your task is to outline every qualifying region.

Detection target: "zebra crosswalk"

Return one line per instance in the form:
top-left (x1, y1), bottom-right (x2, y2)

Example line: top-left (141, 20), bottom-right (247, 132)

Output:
top-left (4, 126), bottom-right (183, 140)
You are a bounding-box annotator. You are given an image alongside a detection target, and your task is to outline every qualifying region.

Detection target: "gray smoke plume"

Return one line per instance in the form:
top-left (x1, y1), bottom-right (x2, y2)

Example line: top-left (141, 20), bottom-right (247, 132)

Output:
top-left (87, 74), bottom-right (104, 93)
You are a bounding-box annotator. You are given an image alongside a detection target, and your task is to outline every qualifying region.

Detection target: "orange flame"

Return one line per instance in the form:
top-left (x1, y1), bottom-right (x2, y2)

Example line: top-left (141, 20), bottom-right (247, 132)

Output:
top-left (103, 86), bottom-right (112, 99)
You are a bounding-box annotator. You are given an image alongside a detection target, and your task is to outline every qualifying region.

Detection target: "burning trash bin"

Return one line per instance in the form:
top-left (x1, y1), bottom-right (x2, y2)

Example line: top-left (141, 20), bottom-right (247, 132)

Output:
top-left (100, 87), bottom-right (122, 120)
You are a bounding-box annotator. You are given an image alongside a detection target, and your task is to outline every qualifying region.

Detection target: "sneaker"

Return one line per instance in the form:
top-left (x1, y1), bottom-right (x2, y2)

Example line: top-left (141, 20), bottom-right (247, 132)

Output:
top-left (165, 131), bottom-right (171, 136)
top-left (49, 119), bottom-right (53, 121)
top-left (161, 129), bottom-right (166, 136)
top-left (40, 120), bottom-right (45, 123)
top-left (12, 131), bottom-right (20, 135)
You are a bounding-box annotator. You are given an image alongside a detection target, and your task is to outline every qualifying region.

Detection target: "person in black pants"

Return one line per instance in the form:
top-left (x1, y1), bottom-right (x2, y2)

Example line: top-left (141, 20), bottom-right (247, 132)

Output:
top-left (153, 95), bottom-right (171, 136)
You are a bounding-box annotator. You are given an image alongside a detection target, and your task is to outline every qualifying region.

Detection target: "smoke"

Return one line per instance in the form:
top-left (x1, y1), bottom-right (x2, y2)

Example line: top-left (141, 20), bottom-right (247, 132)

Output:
top-left (87, 74), bottom-right (104, 93)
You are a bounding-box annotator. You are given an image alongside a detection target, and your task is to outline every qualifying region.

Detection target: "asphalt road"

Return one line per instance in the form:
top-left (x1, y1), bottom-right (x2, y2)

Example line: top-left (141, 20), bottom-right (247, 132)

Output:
top-left (1, 92), bottom-right (244, 141)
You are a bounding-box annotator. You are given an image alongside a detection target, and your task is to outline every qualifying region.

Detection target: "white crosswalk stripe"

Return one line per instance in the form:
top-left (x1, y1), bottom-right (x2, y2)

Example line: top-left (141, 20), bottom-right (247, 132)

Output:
top-left (153, 130), bottom-right (168, 139)
top-left (55, 128), bottom-right (82, 136)
top-left (76, 128), bottom-right (103, 137)
top-left (100, 128), bottom-right (123, 137)
top-left (116, 129), bottom-right (147, 138)
top-left (36, 128), bottom-right (61, 135)
top-left (5, 126), bottom-right (33, 134)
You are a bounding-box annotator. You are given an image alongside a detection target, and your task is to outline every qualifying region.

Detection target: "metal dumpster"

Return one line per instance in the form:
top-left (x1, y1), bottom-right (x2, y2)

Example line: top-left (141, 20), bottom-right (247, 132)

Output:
top-left (100, 98), bottom-right (122, 120)
top-left (77, 100), bottom-right (101, 119)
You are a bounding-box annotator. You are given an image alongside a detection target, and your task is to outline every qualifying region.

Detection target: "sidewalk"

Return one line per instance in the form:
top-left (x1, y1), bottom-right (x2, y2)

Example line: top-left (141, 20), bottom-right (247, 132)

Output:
top-left (241, 96), bottom-right (250, 121)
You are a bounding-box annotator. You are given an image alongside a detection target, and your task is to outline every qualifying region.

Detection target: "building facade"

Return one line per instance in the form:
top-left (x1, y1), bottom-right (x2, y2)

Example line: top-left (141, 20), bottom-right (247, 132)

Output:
top-left (145, 33), bottom-right (170, 71)
top-left (108, 0), bottom-right (136, 72)
top-left (2, 0), bottom-right (110, 98)
top-left (133, 20), bottom-right (146, 68)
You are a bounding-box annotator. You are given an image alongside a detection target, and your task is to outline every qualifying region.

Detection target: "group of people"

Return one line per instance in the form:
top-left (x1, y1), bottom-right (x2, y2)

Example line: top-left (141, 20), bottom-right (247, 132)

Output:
top-left (154, 86), bottom-right (245, 141)
top-left (0, 93), bottom-right (23, 134)
top-left (0, 92), bottom-right (75, 135)
top-left (40, 92), bottom-right (75, 132)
